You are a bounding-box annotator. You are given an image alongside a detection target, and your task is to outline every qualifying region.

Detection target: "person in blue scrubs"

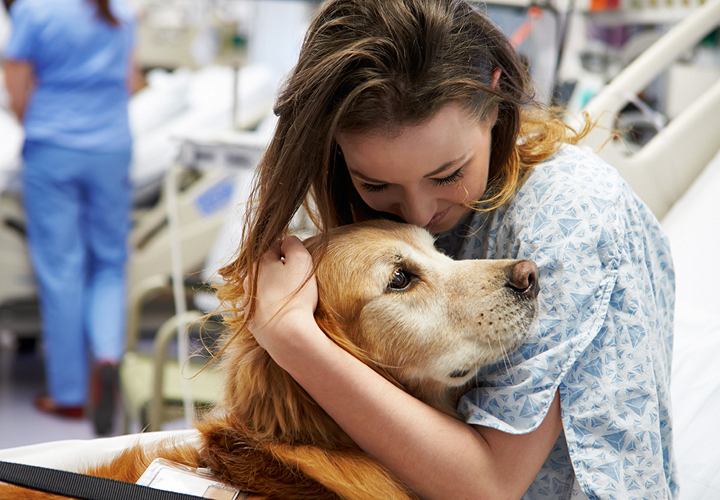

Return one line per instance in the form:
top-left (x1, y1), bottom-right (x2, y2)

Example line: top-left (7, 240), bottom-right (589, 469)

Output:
top-left (3, 0), bottom-right (137, 435)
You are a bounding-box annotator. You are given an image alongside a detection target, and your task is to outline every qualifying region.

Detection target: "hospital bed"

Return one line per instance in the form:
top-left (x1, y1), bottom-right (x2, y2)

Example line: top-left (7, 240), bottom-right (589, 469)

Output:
top-left (118, 0), bottom-right (313, 433)
top-left (1, 2), bottom-right (719, 499)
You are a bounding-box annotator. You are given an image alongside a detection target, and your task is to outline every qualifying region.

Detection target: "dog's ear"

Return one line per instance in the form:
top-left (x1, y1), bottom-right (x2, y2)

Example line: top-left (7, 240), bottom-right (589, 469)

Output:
top-left (314, 301), bottom-right (364, 359)
top-left (314, 304), bottom-right (408, 395)
top-left (217, 332), bottom-right (356, 448)
top-left (198, 414), bottom-right (348, 498)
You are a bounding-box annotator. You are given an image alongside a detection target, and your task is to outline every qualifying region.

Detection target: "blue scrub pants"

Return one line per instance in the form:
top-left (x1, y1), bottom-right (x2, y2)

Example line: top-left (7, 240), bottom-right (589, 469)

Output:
top-left (22, 141), bottom-right (132, 406)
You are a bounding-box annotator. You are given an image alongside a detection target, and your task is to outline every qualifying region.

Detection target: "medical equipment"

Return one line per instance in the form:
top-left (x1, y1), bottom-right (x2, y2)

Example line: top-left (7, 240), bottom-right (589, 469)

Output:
top-left (137, 458), bottom-right (245, 499)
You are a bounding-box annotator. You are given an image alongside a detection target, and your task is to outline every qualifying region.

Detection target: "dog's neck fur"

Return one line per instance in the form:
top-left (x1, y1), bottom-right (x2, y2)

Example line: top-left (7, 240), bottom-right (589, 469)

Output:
top-left (208, 314), bottom-right (463, 452)
top-left (212, 330), bottom-right (355, 449)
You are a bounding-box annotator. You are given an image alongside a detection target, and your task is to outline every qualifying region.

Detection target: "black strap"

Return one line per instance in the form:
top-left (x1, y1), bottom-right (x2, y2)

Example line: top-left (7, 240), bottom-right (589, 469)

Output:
top-left (0, 460), bottom-right (205, 500)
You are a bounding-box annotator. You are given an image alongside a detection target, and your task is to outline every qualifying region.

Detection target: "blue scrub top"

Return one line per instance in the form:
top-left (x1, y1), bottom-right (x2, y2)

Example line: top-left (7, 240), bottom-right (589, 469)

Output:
top-left (3, 0), bottom-right (135, 152)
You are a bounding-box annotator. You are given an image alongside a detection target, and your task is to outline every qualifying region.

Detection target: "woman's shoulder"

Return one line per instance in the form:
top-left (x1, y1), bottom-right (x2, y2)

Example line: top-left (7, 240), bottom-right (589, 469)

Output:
top-left (8, 0), bottom-right (42, 18)
top-left (493, 144), bottom-right (655, 263)
top-left (9, 0), bottom-right (77, 23)
top-left (5, 0), bottom-right (55, 40)
top-left (521, 144), bottom-right (626, 205)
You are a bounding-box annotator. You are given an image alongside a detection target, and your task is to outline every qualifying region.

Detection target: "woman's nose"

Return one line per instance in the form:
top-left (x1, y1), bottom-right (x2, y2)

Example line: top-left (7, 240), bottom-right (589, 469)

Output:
top-left (399, 190), bottom-right (436, 227)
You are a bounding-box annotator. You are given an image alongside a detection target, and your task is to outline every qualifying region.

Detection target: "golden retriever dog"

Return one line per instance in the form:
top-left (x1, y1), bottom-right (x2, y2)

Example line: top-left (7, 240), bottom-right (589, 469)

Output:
top-left (1, 220), bottom-right (539, 500)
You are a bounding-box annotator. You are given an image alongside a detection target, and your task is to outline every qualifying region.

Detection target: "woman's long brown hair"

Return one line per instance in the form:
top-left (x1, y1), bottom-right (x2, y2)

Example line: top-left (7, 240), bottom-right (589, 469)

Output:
top-left (218, 0), bottom-right (591, 323)
top-left (94, 0), bottom-right (120, 26)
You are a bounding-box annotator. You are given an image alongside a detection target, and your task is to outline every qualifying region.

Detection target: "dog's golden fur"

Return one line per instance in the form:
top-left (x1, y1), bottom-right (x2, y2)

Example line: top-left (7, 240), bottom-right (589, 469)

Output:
top-left (1, 220), bottom-right (538, 500)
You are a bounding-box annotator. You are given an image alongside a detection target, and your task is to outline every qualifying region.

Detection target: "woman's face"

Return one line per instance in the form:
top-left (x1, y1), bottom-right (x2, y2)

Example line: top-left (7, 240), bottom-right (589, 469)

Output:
top-left (337, 102), bottom-right (496, 234)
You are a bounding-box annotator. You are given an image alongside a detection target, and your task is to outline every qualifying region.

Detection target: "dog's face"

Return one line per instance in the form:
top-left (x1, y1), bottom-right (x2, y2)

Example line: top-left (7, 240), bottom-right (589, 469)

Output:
top-left (307, 220), bottom-right (538, 391)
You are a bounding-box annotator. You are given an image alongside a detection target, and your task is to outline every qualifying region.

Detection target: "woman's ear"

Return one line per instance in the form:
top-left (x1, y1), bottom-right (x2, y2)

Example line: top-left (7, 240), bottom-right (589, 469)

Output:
top-left (488, 68), bottom-right (501, 127)
top-left (491, 68), bottom-right (501, 89)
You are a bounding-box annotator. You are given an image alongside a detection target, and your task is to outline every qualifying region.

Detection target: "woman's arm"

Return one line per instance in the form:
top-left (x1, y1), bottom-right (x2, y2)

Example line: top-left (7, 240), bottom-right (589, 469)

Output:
top-left (248, 237), bottom-right (563, 500)
top-left (3, 59), bottom-right (33, 121)
top-left (127, 54), bottom-right (145, 95)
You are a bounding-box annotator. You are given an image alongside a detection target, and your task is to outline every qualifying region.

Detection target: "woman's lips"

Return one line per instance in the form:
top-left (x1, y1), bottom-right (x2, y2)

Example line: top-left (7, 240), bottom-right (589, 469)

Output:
top-left (428, 206), bottom-right (451, 227)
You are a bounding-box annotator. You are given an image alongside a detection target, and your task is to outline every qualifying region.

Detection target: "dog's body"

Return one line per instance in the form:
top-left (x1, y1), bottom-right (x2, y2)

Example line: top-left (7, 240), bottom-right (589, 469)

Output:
top-left (1, 220), bottom-right (538, 500)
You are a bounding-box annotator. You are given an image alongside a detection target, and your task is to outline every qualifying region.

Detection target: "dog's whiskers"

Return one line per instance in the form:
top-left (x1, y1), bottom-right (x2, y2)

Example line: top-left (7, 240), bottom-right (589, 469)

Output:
top-left (469, 331), bottom-right (481, 383)
top-left (496, 332), bottom-right (512, 372)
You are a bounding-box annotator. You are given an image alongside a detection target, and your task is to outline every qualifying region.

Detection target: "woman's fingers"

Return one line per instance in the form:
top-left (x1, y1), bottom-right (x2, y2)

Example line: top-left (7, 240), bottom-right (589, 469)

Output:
top-left (280, 235), bottom-right (306, 258)
top-left (255, 237), bottom-right (313, 292)
top-left (281, 236), bottom-right (314, 280)
top-left (244, 237), bottom-right (319, 341)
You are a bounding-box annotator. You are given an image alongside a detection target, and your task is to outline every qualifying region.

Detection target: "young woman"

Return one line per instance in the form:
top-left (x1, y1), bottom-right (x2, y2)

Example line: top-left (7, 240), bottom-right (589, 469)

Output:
top-left (3, 0), bottom-right (137, 435)
top-left (220, 1), bottom-right (677, 498)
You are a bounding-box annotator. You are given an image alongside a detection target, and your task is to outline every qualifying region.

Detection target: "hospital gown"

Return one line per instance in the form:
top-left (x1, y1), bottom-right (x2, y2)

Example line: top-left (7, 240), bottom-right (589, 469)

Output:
top-left (435, 145), bottom-right (678, 499)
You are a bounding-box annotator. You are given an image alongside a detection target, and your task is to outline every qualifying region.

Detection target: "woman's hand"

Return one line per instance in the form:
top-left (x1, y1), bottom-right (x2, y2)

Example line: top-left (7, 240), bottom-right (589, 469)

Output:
top-left (244, 236), bottom-right (320, 358)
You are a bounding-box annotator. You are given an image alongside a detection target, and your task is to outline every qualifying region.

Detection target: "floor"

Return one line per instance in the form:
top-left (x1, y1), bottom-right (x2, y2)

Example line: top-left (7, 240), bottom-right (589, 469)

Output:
top-left (0, 295), bottom-right (192, 451)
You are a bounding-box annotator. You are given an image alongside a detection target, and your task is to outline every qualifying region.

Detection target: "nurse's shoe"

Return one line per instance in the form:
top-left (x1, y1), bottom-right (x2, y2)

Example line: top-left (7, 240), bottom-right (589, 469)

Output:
top-left (34, 395), bottom-right (85, 419)
top-left (91, 361), bottom-right (117, 436)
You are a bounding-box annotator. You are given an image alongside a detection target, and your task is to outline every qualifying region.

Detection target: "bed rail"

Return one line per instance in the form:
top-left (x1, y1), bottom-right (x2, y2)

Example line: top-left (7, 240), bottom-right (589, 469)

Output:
top-left (580, 0), bottom-right (720, 220)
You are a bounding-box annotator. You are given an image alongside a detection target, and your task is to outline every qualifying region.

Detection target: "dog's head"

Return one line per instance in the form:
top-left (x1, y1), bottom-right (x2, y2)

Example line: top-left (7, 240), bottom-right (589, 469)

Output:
top-left (305, 220), bottom-right (538, 400)
top-left (214, 219), bottom-right (538, 447)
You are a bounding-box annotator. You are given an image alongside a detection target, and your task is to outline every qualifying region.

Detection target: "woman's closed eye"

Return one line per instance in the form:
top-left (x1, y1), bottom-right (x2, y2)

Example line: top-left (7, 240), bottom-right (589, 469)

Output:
top-left (360, 181), bottom-right (389, 193)
top-left (431, 166), bottom-right (465, 186)
top-left (359, 166), bottom-right (466, 193)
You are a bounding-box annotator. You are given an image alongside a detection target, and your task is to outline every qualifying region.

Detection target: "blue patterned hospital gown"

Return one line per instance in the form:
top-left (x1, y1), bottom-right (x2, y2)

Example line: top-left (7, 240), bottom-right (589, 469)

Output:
top-left (435, 145), bottom-right (678, 499)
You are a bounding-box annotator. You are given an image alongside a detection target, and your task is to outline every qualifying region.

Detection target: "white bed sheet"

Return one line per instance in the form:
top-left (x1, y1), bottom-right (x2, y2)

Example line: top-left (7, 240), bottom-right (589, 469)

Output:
top-left (662, 147), bottom-right (720, 499)
top-left (0, 430), bottom-right (200, 472)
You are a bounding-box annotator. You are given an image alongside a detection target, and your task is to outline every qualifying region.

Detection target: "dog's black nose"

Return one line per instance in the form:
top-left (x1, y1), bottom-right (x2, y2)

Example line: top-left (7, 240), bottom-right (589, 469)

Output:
top-left (507, 260), bottom-right (539, 299)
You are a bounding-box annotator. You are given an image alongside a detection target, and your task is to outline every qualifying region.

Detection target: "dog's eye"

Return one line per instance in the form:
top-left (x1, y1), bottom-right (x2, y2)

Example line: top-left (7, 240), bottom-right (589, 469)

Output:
top-left (387, 269), bottom-right (413, 292)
